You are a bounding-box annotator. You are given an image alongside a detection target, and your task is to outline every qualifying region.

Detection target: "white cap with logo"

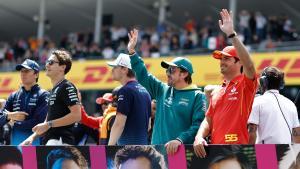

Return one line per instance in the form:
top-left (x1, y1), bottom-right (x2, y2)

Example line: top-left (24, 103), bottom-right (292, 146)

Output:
top-left (107, 53), bottom-right (132, 69)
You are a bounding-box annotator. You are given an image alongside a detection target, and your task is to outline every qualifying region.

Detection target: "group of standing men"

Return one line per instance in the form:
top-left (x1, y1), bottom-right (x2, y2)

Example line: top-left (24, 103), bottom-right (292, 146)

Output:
top-left (0, 9), bottom-right (299, 156)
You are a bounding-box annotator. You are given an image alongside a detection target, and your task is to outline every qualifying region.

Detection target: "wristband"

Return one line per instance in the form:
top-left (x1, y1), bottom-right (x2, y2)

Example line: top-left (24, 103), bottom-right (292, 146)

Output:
top-left (176, 138), bottom-right (183, 144)
top-left (227, 32), bottom-right (237, 38)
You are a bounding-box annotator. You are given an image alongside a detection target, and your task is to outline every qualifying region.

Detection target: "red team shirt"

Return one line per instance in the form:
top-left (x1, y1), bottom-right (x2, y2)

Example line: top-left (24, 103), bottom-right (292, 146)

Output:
top-left (206, 74), bottom-right (258, 144)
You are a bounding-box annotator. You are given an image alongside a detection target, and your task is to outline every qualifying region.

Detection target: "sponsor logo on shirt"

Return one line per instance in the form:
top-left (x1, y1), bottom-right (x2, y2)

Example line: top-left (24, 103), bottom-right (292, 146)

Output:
top-left (228, 86), bottom-right (239, 100)
top-left (178, 98), bottom-right (189, 106)
top-left (118, 95), bottom-right (124, 101)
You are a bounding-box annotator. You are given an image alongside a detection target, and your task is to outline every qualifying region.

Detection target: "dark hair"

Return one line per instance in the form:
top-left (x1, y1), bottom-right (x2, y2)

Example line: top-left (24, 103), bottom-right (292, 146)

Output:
top-left (0, 147), bottom-right (23, 168)
top-left (112, 86), bottom-right (122, 107)
top-left (180, 68), bottom-right (192, 84)
top-left (35, 72), bottom-right (39, 82)
top-left (208, 147), bottom-right (252, 169)
top-left (114, 146), bottom-right (166, 169)
top-left (260, 66), bottom-right (284, 91)
top-left (126, 68), bottom-right (136, 78)
top-left (47, 147), bottom-right (88, 169)
top-left (233, 57), bottom-right (243, 73)
top-left (52, 49), bottom-right (72, 74)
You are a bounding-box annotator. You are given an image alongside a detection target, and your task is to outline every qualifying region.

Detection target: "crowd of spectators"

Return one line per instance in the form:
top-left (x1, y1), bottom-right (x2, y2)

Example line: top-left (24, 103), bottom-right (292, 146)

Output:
top-left (0, 10), bottom-right (298, 72)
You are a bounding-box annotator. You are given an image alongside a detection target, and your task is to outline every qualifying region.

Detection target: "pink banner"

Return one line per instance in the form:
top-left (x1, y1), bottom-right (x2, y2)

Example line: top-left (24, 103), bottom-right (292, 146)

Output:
top-left (255, 144), bottom-right (278, 169)
top-left (90, 146), bottom-right (107, 169)
top-left (168, 145), bottom-right (187, 169)
top-left (22, 146), bottom-right (37, 169)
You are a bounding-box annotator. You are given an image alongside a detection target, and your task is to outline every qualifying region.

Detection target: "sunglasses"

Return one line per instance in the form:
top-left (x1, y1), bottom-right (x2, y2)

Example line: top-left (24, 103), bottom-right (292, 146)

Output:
top-left (166, 66), bottom-right (177, 74)
top-left (46, 59), bottom-right (60, 65)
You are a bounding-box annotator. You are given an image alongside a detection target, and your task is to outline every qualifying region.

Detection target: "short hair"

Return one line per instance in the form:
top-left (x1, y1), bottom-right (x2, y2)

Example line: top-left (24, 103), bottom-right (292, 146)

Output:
top-left (207, 147), bottom-right (252, 169)
top-left (35, 72), bottom-right (39, 82)
top-left (126, 68), bottom-right (136, 78)
top-left (114, 146), bottom-right (166, 169)
top-left (180, 68), bottom-right (192, 84)
top-left (261, 66), bottom-right (284, 90)
top-left (0, 147), bottom-right (22, 168)
top-left (52, 49), bottom-right (73, 74)
top-left (233, 57), bottom-right (243, 73)
top-left (47, 147), bottom-right (88, 169)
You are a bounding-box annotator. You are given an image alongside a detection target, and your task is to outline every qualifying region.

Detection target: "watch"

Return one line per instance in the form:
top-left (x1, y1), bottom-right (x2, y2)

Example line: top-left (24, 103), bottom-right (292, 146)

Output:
top-left (227, 32), bottom-right (237, 38)
top-left (47, 120), bottom-right (53, 128)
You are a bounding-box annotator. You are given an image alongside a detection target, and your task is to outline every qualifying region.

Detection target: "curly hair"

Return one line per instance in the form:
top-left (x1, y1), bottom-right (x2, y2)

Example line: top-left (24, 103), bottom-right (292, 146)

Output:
top-left (52, 49), bottom-right (73, 74)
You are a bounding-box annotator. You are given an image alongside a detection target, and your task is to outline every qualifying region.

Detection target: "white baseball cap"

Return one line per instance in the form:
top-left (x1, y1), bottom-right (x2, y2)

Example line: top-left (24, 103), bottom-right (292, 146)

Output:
top-left (107, 53), bottom-right (132, 69)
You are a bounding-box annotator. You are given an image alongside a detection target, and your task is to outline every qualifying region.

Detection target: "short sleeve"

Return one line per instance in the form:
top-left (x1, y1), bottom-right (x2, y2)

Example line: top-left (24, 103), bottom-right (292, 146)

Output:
top-left (206, 99), bottom-right (214, 118)
top-left (248, 98), bottom-right (260, 125)
top-left (116, 87), bottom-right (132, 116)
top-left (60, 83), bottom-right (80, 107)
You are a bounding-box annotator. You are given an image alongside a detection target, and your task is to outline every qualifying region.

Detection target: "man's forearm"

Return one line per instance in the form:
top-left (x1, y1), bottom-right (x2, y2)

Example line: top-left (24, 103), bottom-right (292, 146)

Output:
top-left (195, 118), bottom-right (211, 140)
top-left (248, 123), bottom-right (257, 144)
top-left (50, 109), bottom-right (81, 128)
top-left (293, 127), bottom-right (300, 143)
top-left (108, 123), bottom-right (125, 145)
top-left (232, 37), bottom-right (256, 79)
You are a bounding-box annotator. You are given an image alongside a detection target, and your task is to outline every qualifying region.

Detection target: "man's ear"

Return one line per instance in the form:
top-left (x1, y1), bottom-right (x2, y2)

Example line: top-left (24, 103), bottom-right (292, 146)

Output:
top-left (61, 65), bottom-right (66, 73)
top-left (181, 71), bottom-right (189, 79)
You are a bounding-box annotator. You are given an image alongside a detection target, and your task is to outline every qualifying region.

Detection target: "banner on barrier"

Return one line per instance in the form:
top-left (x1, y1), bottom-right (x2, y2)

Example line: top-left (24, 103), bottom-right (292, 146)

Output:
top-left (0, 51), bottom-right (299, 98)
top-left (2, 144), bottom-right (300, 169)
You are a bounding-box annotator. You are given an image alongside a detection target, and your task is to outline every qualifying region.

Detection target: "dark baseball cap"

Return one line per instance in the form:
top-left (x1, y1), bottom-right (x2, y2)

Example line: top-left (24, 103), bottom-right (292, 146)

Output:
top-left (16, 59), bottom-right (40, 72)
top-left (161, 57), bottom-right (194, 74)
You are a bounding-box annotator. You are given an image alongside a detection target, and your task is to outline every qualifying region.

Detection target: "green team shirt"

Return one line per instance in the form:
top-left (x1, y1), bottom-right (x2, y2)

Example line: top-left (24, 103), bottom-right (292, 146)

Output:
top-left (130, 54), bottom-right (206, 144)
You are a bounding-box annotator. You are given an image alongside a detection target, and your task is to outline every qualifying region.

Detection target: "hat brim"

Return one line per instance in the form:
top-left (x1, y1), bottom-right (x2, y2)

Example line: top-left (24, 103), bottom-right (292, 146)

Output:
top-left (212, 50), bottom-right (237, 59)
top-left (107, 61), bottom-right (117, 67)
top-left (16, 64), bottom-right (32, 71)
top-left (96, 97), bottom-right (112, 105)
top-left (161, 61), bottom-right (177, 69)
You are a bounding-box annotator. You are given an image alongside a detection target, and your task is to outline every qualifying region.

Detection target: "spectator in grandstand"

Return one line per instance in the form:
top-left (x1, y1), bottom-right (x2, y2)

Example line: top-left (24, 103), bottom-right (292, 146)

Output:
top-left (0, 59), bottom-right (49, 145)
top-left (107, 53), bottom-right (151, 145)
top-left (248, 66), bottom-right (300, 144)
top-left (46, 147), bottom-right (88, 169)
top-left (0, 146), bottom-right (23, 169)
top-left (81, 87), bottom-right (121, 145)
top-left (128, 29), bottom-right (206, 155)
top-left (21, 49), bottom-right (81, 145)
top-left (193, 9), bottom-right (258, 158)
top-left (114, 146), bottom-right (166, 169)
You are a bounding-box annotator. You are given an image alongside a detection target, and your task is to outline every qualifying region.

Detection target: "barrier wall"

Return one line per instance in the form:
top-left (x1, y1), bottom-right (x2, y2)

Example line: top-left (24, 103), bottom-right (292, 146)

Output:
top-left (1, 144), bottom-right (299, 169)
top-left (0, 51), bottom-right (299, 98)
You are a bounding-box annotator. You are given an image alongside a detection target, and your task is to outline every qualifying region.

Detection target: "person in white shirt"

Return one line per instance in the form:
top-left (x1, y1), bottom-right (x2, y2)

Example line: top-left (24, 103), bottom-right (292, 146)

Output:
top-left (248, 66), bottom-right (300, 144)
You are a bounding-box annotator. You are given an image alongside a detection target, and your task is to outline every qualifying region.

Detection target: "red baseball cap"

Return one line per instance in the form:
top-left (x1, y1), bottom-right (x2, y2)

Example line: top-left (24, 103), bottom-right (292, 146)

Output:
top-left (212, 46), bottom-right (239, 60)
top-left (96, 93), bottom-right (113, 105)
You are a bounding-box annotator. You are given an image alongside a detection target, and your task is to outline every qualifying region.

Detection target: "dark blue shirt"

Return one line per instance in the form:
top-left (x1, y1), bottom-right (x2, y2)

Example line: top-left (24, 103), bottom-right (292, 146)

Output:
top-left (0, 84), bottom-right (49, 145)
top-left (117, 80), bottom-right (151, 145)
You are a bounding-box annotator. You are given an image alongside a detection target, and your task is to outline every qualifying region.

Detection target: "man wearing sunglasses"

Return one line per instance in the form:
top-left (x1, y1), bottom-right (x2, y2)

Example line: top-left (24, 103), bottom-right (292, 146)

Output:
top-left (127, 29), bottom-right (206, 155)
top-left (0, 59), bottom-right (49, 145)
top-left (193, 9), bottom-right (257, 158)
top-left (21, 49), bottom-right (81, 145)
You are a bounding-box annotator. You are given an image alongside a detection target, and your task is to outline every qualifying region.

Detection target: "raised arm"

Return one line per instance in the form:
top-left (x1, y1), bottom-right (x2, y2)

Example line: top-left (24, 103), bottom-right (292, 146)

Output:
top-left (219, 9), bottom-right (256, 79)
